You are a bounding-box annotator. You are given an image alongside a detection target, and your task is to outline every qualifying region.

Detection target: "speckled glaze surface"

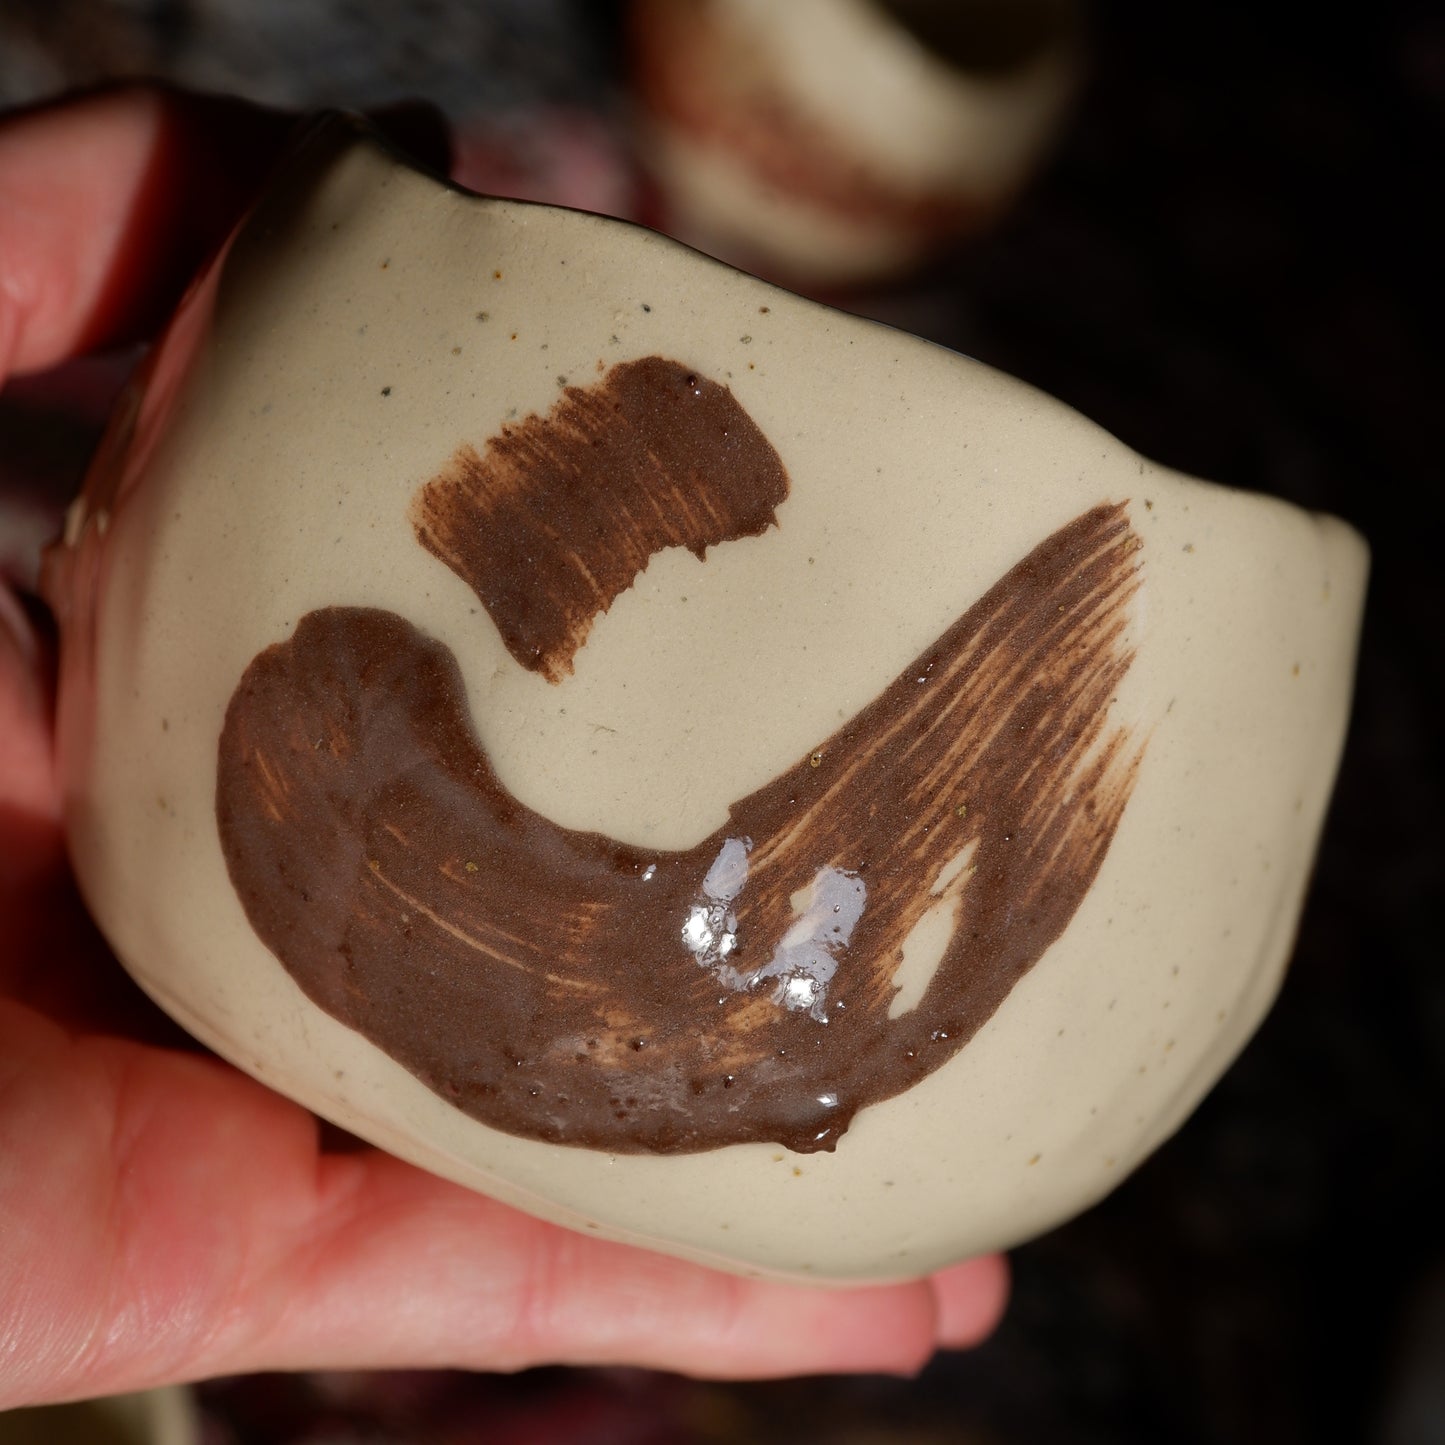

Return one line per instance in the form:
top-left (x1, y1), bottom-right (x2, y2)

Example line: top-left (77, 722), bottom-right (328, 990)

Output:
top-left (46, 117), bottom-right (1366, 1282)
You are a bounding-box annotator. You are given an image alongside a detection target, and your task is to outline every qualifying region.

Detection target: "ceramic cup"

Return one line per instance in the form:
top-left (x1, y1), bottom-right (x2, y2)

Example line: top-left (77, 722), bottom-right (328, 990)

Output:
top-left (628, 0), bottom-right (1082, 286)
top-left (43, 115), bottom-right (1366, 1283)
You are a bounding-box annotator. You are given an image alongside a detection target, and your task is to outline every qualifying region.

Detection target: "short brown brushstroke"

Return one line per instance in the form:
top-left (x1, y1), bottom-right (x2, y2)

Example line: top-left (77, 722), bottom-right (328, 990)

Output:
top-left (410, 356), bottom-right (789, 683)
top-left (217, 502), bottom-right (1144, 1155)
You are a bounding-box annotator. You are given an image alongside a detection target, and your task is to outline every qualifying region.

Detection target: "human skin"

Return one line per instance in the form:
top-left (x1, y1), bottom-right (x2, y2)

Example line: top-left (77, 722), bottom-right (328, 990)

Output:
top-left (0, 86), bottom-right (1007, 1408)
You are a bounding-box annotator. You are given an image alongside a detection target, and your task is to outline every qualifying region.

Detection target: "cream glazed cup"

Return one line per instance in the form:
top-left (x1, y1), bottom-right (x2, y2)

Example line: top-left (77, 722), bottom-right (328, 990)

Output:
top-left (628, 0), bottom-right (1083, 286)
top-left (43, 115), bottom-right (1366, 1283)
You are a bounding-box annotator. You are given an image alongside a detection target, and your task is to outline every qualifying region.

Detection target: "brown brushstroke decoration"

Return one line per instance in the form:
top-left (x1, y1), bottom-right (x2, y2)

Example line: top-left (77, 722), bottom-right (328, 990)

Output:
top-left (410, 356), bottom-right (789, 683)
top-left (217, 496), bottom-right (1144, 1155)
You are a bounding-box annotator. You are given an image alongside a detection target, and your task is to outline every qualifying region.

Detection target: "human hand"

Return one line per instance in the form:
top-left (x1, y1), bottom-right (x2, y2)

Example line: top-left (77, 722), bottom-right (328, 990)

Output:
top-left (0, 86), bottom-right (1008, 1409)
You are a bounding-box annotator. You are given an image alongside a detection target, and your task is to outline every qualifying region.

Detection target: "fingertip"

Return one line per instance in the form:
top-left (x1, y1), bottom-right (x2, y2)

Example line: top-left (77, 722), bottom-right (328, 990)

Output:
top-left (719, 1273), bottom-right (943, 1380)
top-left (930, 1252), bottom-right (1011, 1350)
top-left (460, 1218), bottom-right (945, 1381)
top-left (0, 84), bottom-right (295, 374)
top-left (514, 1227), bottom-right (1016, 1378)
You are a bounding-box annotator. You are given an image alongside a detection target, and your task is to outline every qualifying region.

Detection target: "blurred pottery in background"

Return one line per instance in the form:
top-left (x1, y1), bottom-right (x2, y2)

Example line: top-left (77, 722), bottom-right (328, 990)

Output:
top-left (43, 115), bottom-right (1365, 1282)
top-left (628, 0), bottom-right (1083, 287)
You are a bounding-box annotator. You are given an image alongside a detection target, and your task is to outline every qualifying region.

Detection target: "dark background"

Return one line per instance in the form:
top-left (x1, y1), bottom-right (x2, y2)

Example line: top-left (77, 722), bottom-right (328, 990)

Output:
top-left (1, 1), bottom-right (1440, 1440)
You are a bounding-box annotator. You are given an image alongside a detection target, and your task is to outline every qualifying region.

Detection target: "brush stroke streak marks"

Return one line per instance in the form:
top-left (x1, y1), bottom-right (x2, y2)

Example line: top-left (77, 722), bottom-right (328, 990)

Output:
top-left (410, 356), bottom-right (789, 683)
top-left (217, 502), bottom-right (1144, 1155)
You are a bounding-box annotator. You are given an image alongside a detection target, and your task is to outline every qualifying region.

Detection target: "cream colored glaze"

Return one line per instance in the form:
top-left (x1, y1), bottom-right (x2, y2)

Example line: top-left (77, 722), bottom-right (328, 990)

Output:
top-left (632, 0), bottom-right (1077, 283)
top-left (51, 120), bottom-right (1367, 1281)
top-left (634, 117), bottom-right (941, 287)
top-left (725, 0), bottom-right (1078, 194)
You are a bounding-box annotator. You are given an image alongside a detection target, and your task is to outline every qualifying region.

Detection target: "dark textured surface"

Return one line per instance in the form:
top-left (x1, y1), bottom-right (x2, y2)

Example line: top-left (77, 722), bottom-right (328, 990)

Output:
top-left (3, 0), bottom-right (1440, 1439)
top-left (0, 0), bottom-right (622, 116)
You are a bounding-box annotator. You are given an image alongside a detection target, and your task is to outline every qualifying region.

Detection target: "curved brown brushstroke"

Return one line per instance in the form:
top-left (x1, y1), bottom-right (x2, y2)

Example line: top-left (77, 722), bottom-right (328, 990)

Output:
top-left (217, 501), bottom-right (1143, 1155)
top-left (410, 356), bottom-right (789, 683)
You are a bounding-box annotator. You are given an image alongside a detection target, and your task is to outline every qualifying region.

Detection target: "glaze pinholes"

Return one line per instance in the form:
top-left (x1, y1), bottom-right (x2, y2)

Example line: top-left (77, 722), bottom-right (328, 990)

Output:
top-left (217, 363), bottom-right (1145, 1155)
